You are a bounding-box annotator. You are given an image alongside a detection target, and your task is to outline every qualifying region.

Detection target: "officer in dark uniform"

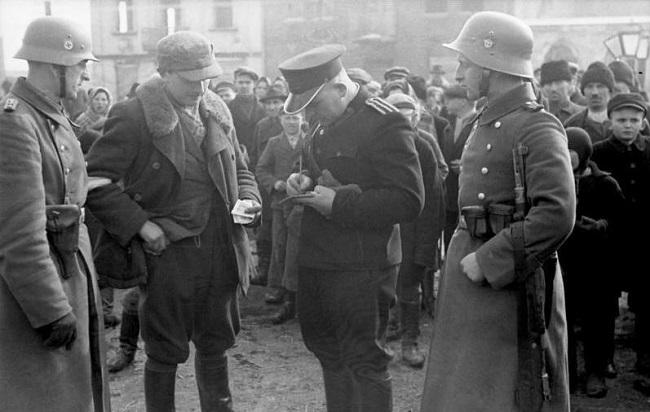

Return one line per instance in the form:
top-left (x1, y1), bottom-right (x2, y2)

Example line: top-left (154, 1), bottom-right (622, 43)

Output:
top-left (280, 44), bottom-right (424, 412)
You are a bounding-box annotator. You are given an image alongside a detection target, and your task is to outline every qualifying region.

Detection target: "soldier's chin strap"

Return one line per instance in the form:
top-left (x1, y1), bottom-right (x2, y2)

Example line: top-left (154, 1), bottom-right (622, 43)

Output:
top-left (478, 69), bottom-right (492, 98)
top-left (54, 64), bottom-right (67, 99)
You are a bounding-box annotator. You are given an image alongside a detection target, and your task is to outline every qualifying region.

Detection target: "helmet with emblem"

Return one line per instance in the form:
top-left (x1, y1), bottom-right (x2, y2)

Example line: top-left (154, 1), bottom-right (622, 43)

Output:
top-left (14, 16), bottom-right (98, 66)
top-left (443, 11), bottom-right (533, 79)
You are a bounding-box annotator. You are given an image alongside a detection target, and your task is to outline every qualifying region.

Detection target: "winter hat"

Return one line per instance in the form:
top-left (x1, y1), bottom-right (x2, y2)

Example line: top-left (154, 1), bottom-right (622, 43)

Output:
top-left (608, 60), bottom-right (636, 90)
top-left (540, 60), bottom-right (572, 86)
top-left (607, 92), bottom-right (647, 117)
top-left (566, 127), bottom-right (592, 172)
top-left (580, 61), bottom-right (615, 94)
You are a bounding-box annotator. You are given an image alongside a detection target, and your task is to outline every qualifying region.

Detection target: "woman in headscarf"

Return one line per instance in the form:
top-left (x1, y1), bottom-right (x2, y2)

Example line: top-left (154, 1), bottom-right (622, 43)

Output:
top-left (75, 87), bottom-right (112, 153)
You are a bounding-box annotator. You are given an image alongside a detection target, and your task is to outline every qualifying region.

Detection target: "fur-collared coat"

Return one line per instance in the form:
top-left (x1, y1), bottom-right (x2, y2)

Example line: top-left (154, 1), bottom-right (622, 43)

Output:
top-left (0, 78), bottom-right (109, 412)
top-left (85, 77), bottom-right (260, 293)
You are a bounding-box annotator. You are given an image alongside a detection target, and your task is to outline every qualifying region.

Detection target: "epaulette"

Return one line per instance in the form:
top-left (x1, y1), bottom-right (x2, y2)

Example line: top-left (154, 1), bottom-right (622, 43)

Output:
top-left (3, 97), bottom-right (18, 112)
top-left (365, 97), bottom-right (398, 115)
top-left (522, 100), bottom-right (543, 112)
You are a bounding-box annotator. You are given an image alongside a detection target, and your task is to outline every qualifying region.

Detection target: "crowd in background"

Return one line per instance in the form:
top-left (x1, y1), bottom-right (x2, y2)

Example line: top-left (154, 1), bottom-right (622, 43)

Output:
top-left (2, 49), bottom-right (648, 399)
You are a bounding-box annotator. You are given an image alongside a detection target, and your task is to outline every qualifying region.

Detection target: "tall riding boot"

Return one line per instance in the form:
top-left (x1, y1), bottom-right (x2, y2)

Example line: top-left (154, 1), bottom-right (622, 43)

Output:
top-left (144, 357), bottom-right (177, 412)
top-left (108, 312), bottom-right (140, 372)
top-left (355, 372), bottom-right (392, 412)
top-left (195, 354), bottom-right (233, 412)
top-left (322, 366), bottom-right (356, 412)
top-left (400, 301), bottom-right (425, 368)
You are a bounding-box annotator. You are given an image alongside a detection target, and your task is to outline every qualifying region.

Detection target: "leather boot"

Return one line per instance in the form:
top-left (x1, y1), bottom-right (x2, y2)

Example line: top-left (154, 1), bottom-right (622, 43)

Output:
top-left (271, 291), bottom-right (296, 324)
top-left (400, 301), bottom-right (424, 368)
top-left (144, 358), bottom-right (177, 412)
top-left (356, 373), bottom-right (392, 412)
top-left (195, 354), bottom-right (233, 412)
top-left (322, 367), bottom-right (356, 412)
top-left (108, 346), bottom-right (136, 373)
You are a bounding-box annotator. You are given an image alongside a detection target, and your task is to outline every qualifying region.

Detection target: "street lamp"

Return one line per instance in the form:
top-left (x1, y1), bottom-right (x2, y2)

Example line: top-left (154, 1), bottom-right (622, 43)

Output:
top-left (604, 30), bottom-right (650, 89)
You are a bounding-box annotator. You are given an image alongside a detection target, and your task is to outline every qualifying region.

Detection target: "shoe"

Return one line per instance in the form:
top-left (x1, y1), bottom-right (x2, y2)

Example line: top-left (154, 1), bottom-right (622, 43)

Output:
top-left (585, 373), bottom-right (608, 398)
top-left (605, 362), bottom-right (618, 378)
top-left (264, 287), bottom-right (286, 304)
top-left (633, 377), bottom-right (650, 397)
top-left (271, 302), bottom-right (296, 324)
top-left (401, 343), bottom-right (425, 369)
top-left (103, 314), bottom-right (121, 328)
top-left (108, 347), bottom-right (135, 373)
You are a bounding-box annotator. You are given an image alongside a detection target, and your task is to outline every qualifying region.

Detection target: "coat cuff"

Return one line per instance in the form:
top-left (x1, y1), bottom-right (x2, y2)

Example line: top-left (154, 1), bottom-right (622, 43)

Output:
top-left (475, 231), bottom-right (516, 289)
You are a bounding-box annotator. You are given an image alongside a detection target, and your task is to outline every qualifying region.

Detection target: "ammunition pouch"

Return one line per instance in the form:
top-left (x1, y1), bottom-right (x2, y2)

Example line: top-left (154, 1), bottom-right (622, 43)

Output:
top-left (460, 204), bottom-right (515, 240)
top-left (45, 204), bottom-right (82, 279)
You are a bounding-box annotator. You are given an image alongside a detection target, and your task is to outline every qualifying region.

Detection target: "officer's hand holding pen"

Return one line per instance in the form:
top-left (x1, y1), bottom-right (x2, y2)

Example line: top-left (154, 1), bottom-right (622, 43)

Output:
top-left (286, 172), bottom-right (313, 195)
top-left (461, 252), bottom-right (485, 283)
top-left (294, 185), bottom-right (336, 217)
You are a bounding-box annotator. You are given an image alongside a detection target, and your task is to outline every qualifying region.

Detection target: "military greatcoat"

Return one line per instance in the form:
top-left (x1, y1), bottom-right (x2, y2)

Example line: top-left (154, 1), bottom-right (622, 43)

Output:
top-left (0, 78), bottom-right (109, 412)
top-left (421, 84), bottom-right (575, 412)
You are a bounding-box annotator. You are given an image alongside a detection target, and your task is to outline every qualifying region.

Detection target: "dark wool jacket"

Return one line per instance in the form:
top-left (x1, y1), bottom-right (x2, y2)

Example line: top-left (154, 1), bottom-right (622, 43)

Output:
top-left (299, 90), bottom-right (424, 270)
top-left (85, 77), bottom-right (260, 292)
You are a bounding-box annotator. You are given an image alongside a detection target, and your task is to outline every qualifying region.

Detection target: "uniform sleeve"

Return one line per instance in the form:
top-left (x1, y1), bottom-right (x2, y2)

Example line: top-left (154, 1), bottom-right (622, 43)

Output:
top-left (255, 138), bottom-right (279, 196)
top-left (330, 113), bottom-right (425, 230)
top-left (0, 113), bottom-right (72, 327)
top-left (476, 113), bottom-right (576, 289)
top-left (85, 102), bottom-right (149, 246)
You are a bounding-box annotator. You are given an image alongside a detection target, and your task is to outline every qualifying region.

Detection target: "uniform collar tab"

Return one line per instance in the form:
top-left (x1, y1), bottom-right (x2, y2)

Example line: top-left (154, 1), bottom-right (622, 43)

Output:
top-left (480, 83), bottom-right (537, 125)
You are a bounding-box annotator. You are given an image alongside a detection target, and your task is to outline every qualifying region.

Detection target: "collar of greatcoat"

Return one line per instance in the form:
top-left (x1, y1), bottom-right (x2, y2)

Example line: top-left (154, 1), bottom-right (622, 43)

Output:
top-left (479, 83), bottom-right (538, 126)
top-left (11, 77), bottom-right (72, 129)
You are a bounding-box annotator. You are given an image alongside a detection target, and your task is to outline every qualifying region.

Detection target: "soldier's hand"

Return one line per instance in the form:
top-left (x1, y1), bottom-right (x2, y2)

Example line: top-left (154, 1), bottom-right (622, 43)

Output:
top-left (274, 180), bottom-right (287, 192)
top-left (139, 220), bottom-right (169, 255)
top-left (243, 199), bottom-right (262, 227)
top-left (461, 252), bottom-right (484, 283)
top-left (287, 173), bottom-right (312, 196)
top-left (296, 185), bottom-right (336, 216)
top-left (37, 312), bottom-right (77, 350)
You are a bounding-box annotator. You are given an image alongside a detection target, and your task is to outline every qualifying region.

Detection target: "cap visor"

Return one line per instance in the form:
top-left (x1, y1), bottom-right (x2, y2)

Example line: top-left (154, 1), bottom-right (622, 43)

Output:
top-left (284, 83), bottom-right (325, 114)
top-left (178, 62), bottom-right (223, 81)
top-left (610, 102), bottom-right (647, 114)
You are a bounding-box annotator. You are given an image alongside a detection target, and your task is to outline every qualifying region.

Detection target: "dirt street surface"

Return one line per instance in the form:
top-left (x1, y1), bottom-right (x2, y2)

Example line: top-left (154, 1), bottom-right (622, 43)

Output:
top-left (107, 287), bottom-right (650, 412)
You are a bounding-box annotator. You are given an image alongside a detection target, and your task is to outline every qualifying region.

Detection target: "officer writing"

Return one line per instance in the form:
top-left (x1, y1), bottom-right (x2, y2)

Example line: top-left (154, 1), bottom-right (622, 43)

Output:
top-left (280, 45), bottom-right (425, 411)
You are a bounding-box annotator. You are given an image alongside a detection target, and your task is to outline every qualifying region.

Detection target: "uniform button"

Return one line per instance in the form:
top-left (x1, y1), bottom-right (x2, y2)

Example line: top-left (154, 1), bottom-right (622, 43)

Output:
top-left (152, 162), bottom-right (161, 170)
top-left (133, 193), bottom-right (142, 202)
top-left (64, 167), bottom-right (70, 175)
top-left (478, 192), bottom-right (485, 200)
top-left (494, 121), bottom-right (501, 128)
top-left (319, 129), bottom-right (324, 135)
top-left (630, 163), bottom-right (636, 169)
top-left (486, 144), bottom-right (492, 151)
top-left (481, 167), bottom-right (488, 175)
top-left (60, 144), bottom-right (66, 151)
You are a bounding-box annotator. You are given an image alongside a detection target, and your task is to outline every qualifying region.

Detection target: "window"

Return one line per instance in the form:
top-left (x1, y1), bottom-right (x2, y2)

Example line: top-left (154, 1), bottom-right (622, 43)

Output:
top-left (117, 0), bottom-right (134, 33)
top-left (166, 7), bottom-right (180, 34)
top-left (214, 0), bottom-right (233, 29)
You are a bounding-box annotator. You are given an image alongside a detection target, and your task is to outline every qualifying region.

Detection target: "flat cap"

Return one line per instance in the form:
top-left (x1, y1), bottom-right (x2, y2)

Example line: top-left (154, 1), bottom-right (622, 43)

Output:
top-left (278, 44), bottom-right (345, 114)
top-left (347, 67), bottom-right (373, 85)
top-left (157, 31), bottom-right (222, 81)
top-left (234, 66), bottom-right (259, 81)
top-left (384, 93), bottom-right (417, 110)
top-left (259, 85), bottom-right (287, 103)
top-left (444, 84), bottom-right (468, 99)
top-left (607, 93), bottom-right (647, 117)
top-left (213, 80), bottom-right (235, 91)
top-left (384, 66), bottom-right (411, 81)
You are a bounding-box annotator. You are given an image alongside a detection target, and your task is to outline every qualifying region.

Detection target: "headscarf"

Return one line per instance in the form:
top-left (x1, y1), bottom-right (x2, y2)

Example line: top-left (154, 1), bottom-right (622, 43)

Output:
top-left (75, 87), bottom-right (112, 131)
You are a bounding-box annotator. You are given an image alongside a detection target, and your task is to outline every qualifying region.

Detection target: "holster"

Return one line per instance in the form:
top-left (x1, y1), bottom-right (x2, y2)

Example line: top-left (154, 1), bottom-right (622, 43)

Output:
top-left (45, 204), bottom-right (82, 279)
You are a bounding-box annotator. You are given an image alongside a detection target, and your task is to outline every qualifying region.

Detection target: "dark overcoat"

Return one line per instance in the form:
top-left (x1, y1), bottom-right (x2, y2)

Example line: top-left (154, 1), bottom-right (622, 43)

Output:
top-left (422, 84), bottom-right (575, 412)
top-left (0, 78), bottom-right (108, 412)
top-left (85, 77), bottom-right (260, 293)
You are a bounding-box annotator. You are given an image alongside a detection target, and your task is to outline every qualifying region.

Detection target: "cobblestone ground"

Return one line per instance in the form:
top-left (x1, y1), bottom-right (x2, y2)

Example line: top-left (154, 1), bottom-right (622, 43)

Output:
top-left (107, 288), bottom-right (650, 412)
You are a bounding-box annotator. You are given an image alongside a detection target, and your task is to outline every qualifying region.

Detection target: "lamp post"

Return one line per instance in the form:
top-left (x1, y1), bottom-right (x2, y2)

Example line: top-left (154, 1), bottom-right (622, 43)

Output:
top-left (604, 30), bottom-right (650, 90)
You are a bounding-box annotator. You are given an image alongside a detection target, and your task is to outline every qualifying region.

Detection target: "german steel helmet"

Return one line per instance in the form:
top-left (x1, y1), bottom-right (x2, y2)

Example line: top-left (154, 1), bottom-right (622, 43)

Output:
top-left (443, 11), bottom-right (534, 79)
top-left (14, 16), bottom-right (98, 66)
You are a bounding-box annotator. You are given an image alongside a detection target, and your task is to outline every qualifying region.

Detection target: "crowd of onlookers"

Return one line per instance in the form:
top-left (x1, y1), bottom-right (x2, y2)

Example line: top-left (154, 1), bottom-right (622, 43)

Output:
top-left (2, 53), bottom-right (647, 398)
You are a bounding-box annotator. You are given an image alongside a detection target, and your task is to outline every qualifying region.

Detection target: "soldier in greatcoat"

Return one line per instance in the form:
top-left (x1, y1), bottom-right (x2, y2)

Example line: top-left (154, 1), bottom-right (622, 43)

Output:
top-left (0, 17), bottom-right (109, 412)
top-left (421, 11), bottom-right (574, 412)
